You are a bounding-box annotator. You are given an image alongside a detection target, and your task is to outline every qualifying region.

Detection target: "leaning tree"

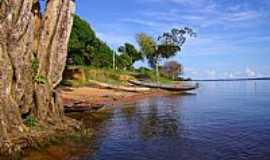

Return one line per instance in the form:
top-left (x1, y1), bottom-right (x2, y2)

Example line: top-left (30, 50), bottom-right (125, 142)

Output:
top-left (0, 0), bottom-right (76, 154)
top-left (137, 28), bottom-right (196, 82)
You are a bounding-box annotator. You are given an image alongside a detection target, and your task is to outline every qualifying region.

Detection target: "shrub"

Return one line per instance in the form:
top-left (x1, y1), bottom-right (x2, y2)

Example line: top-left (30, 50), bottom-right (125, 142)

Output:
top-left (24, 115), bottom-right (38, 128)
top-left (34, 74), bottom-right (47, 84)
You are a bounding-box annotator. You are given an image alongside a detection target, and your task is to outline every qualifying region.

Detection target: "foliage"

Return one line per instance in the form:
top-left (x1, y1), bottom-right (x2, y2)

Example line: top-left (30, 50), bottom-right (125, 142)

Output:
top-left (24, 115), bottom-right (38, 128)
top-left (34, 74), bottom-right (47, 84)
top-left (31, 54), bottom-right (48, 84)
top-left (136, 28), bottom-right (196, 81)
top-left (136, 67), bottom-right (152, 73)
top-left (90, 42), bottom-right (114, 68)
top-left (157, 27), bottom-right (196, 46)
top-left (117, 53), bottom-right (132, 70)
top-left (66, 16), bottom-right (195, 83)
top-left (31, 55), bottom-right (39, 75)
top-left (68, 15), bottom-right (114, 68)
top-left (136, 33), bottom-right (156, 60)
top-left (118, 43), bottom-right (143, 65)
top-left (68, 15), bottom-right (95, 65)
top-left (63, 66), bottom-right (175, 87)
top-left (63, 66), bottom-right (135, 86)
top-left (85, 68), bottom-right (134, 85)
top-left (32, 54), bottom-right (47, 84)
top-left (161, 61), bottom-right (183, 80)
top-left (135, 67), bottom-right (172, 84)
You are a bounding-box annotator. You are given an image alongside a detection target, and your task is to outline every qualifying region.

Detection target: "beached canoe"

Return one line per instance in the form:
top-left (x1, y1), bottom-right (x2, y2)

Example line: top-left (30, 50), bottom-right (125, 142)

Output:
top-left (128, 80), bottom-right (199, 91)
top-left (88, 80), bottom-right (151, 92)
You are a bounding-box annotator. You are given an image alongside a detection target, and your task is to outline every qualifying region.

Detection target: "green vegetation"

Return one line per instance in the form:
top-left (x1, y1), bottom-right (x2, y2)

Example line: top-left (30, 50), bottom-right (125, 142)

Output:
top-left (63, 66), bottom-right (135, 86)
top-left (31, 55), bottom-right (39, 75)
top-left (136, 28), bottom-right (196, 82)
top-left (34, 74), bottom-right (47, 84)
top-left (135, 67), bottom-right (173, 84)
top-left (68, 15), bottom-right (114, 67)
top-left (65, 15), bottom-right (195, 86)
top-left (68, 15), bottom-right (137, 69)
top-left (63, 66), bottom-right (174, 87)
top-left (161, 61), bottom-right (183, 80)
top-left (31, 55), bottom-right (48, 84)
top-left (118, 43), bottom-right (143, 70)
top-left (24, 115), bottom-right (38, 128)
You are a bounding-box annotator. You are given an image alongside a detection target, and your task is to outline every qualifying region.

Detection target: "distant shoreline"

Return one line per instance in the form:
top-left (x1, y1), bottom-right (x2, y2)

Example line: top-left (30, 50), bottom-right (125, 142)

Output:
top-left (192, 77), bottom-right (270, 82)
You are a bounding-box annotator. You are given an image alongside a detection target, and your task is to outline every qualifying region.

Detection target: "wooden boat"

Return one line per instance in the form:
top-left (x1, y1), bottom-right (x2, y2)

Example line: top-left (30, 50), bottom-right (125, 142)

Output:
top-left (88, 80), bottom-right (151, 92)
top-left (128, 80), bottom-right (199, 91)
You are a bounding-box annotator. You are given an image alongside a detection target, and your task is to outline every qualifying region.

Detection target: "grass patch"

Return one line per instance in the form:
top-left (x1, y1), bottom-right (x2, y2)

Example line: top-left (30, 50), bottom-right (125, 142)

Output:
top-left (62, 65), bottom-right (175, 87)
top-left (63, 66), bottom-right (135, 86)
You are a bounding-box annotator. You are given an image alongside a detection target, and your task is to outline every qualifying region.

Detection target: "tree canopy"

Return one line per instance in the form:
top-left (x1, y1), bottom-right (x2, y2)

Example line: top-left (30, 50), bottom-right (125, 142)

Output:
top-left (118, 43), bottom-right (143, 69)
top-left (136, 27), bottom-right (196, 81)
top-left (161, 61), bottom-right (183, 80)
top-left (68, 15), bottom-right (114, 68)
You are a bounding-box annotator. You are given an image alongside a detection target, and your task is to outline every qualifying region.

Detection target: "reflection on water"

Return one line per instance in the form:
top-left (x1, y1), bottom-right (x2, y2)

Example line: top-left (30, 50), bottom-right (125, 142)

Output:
top-left (25, 81), bottom-right (270, 160)
top-left (137, 103), bottom-right (179, 139)
top-left (23, 109), bottom-right (114, 160)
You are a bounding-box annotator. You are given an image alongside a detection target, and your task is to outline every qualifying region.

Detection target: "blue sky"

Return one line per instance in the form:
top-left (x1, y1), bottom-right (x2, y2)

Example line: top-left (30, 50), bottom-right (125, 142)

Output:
top-left (76, 0), bottom-right (270, 79)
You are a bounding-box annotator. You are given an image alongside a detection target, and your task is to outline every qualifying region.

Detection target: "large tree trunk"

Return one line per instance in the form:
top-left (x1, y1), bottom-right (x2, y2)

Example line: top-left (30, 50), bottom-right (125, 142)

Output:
top-left (0, 0), bottom-right (76, 154)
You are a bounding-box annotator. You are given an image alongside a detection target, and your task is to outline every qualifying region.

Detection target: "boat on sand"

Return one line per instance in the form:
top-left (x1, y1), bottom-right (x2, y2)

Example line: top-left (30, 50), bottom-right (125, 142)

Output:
top-left (88, 80), bottom-right (151, 92)
top-left (128, 80), bottom-right (199, 91)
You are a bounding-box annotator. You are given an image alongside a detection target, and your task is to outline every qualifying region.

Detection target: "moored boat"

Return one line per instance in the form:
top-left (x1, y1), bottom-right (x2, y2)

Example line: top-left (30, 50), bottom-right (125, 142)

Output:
top-left (128, 80), bottom-right (199, 91)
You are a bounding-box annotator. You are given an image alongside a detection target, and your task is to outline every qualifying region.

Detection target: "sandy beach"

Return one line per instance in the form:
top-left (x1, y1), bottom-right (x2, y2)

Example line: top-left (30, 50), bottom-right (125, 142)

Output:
top-left (60, 87), bottom-right (167, 112)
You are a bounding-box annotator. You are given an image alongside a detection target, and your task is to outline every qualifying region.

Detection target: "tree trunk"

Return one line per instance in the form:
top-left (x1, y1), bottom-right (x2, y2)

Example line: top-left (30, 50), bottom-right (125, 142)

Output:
top-left (0, 0), bottom-right (76, 154)
top-left (155, 58), bottom-right (160, 82)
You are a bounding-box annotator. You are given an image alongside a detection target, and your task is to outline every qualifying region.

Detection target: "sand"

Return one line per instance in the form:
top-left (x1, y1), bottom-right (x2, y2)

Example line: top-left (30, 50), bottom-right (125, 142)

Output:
top-left (60, 87), bottom-right (166, 112)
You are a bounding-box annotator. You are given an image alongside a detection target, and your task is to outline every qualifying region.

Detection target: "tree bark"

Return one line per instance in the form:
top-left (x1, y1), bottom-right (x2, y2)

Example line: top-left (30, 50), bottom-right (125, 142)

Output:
top-left (0, 0), bottom-right (76, 154)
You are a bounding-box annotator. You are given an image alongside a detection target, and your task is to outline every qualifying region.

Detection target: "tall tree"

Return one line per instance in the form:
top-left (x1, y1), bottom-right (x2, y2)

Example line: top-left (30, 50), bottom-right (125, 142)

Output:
top-left (137, 28), bottom-right (196, 82)
top-left (0, 0), bottom-right (76, 154)
top-left (68, 15), bottom-right (96, 65)
top-left (67, 15), bottom-right (114, 68)
top-left (118, 43), bottom-right (143, 67)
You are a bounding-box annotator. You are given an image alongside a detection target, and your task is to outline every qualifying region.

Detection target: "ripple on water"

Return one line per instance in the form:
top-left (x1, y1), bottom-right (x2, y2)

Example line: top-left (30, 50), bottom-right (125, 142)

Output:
top-left (24, 81), bottom-right (270, 160)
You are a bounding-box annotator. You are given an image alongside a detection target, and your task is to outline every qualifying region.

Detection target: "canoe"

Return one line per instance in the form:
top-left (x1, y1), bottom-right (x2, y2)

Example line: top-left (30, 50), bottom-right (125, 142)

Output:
top-left (88, 80), bottom-right (151, 92)
top-left (128, 80), bottom-right (199, 91)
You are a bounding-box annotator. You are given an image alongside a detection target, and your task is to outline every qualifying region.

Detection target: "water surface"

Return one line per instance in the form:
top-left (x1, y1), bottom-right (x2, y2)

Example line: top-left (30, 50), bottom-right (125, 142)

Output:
top-left (26, 81), bottom-right (270, 160)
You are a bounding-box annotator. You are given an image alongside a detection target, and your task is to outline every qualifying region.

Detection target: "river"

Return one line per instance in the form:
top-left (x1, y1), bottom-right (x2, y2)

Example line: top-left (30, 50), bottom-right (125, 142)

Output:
top-left (24, 81), bottom-right (270, 160)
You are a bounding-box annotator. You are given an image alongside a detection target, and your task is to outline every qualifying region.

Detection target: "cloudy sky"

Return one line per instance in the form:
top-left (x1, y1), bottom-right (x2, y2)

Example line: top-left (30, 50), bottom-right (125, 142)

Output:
top-left (76, 0), bottom-right (270, 79)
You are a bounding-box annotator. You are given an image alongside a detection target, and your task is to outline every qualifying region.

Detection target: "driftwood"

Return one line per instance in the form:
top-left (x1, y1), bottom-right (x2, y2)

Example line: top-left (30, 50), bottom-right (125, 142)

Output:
top-left (128, 80), bottom-right (199, 91)
top-left (88, 80), bottom-right (151, 92)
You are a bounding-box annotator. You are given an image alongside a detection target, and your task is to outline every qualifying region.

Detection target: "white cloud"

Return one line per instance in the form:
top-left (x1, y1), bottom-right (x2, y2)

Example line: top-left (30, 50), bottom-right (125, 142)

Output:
top-left (120, 18), bottom-right (160, 28)
top-left (245, 67), bottom-right (257, 77)
top-left (184, 67), bottom-right (265, 79)
top-left (135, 0), bottom-right (265, 30)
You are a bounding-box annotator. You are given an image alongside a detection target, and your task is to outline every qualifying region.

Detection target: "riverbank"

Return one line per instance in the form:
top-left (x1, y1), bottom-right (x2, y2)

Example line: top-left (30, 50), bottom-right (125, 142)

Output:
top-left (21, 86), bottom-right (185, 160)
top-left (60, 86), bottom-right (170, 112)
top-left (3, 84), bottom-right (189, 159)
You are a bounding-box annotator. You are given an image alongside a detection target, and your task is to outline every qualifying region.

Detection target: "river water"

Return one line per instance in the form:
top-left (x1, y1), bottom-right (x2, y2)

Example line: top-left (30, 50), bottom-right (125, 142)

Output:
top-left (25, 81), bottom-right (270, 160)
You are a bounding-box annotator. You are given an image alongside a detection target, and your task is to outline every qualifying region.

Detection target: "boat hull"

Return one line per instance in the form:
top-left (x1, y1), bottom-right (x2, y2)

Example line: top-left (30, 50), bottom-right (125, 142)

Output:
top-left (128, 80), bottom-right (199, 91)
